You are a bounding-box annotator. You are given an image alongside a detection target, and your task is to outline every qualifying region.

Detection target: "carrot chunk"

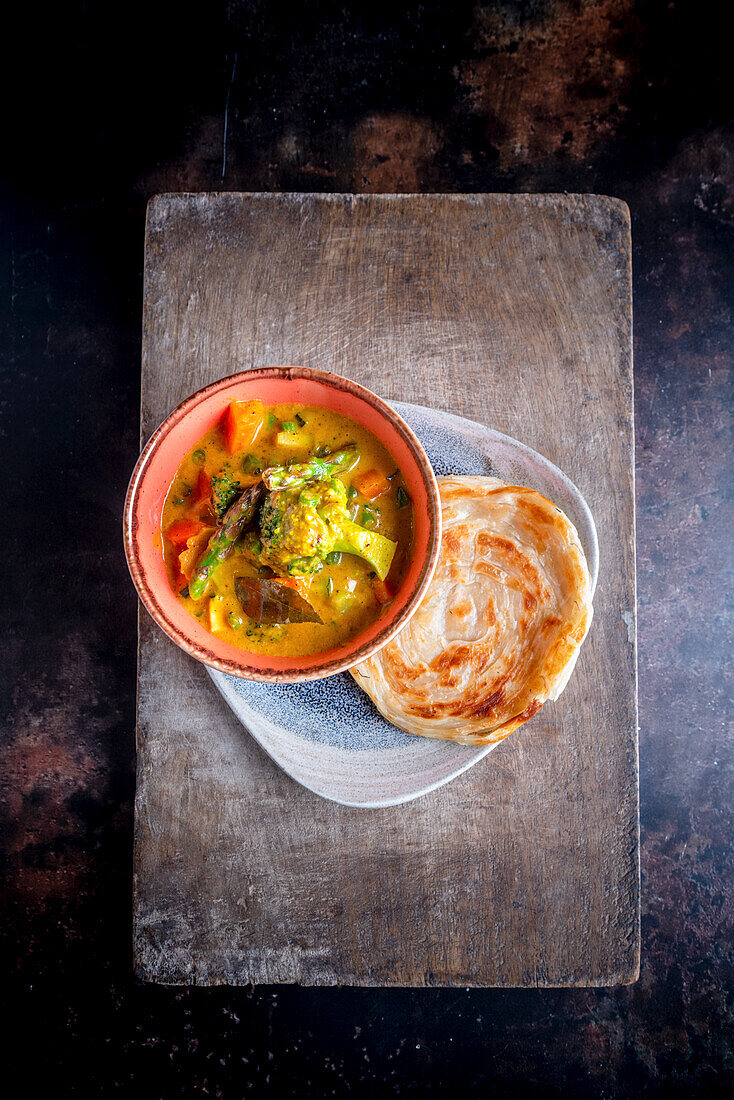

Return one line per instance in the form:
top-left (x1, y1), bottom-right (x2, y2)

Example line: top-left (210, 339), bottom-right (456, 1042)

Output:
top-left (353, 469), bottom-right (390, 500)
top-left (164, 518), bottom-right (206, 549)
top-left (171, 564), bottom-right (189, 593)
top-left (279, 575), bottom-right (313, 600)
top-left (222, 399), bottom-right (264, 454)
top-left (373, 578), bottom-right (395, 605)
top-left (194, 469), bottom-right (211, 503)
top-left (188, 469), bottom-right (214, 519)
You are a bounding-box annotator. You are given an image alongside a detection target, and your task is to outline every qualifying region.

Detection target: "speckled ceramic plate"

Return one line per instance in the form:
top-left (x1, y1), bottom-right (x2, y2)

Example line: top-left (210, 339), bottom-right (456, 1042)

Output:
top-left (208, 402), bottom-right (599, 808)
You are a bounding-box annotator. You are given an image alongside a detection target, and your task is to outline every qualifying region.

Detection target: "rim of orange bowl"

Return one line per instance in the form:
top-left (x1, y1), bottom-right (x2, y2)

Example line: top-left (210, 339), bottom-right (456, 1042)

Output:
top-left (123, 367), bottom-right (442, 681)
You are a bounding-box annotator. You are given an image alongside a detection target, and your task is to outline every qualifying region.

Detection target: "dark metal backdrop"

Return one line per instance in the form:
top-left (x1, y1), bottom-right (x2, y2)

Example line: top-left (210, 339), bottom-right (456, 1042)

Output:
top-left (1, 1), bottom-right (732, 1095)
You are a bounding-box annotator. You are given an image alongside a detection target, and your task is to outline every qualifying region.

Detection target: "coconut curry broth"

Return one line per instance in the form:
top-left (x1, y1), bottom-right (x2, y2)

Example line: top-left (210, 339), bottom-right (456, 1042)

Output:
top-left (161, 401), bottom-right (414, 656)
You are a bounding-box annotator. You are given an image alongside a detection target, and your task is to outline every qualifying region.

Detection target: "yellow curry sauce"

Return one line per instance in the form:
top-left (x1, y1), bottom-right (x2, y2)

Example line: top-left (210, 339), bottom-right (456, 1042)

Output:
top-left (161, 402), bottom-right (414, 657)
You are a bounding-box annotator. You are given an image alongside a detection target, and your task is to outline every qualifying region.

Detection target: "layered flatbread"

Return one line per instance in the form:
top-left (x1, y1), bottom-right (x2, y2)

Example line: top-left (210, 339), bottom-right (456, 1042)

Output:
top-left (351, 476), bottom-right (593, 745)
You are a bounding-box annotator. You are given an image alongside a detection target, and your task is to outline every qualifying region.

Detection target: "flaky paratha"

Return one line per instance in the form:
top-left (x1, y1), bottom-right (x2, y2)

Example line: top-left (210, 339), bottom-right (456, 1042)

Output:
top-left (351, 476), bottom-right (593, 745)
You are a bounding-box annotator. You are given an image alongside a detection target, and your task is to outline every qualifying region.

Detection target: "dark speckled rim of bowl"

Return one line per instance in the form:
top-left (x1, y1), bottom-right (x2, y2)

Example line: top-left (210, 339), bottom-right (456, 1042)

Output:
top-left (123, 367), bottom-right (442, 682)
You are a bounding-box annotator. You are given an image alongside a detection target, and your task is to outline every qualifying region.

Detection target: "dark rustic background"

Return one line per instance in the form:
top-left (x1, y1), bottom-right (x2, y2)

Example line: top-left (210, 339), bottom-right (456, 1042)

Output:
top-left (1, 1), bottom-right (731, 1096)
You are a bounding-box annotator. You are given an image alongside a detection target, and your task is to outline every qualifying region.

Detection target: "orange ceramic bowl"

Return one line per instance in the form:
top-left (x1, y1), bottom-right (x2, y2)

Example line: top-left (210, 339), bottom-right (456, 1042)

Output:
top-left (124, 367), bottom-right (442, 681)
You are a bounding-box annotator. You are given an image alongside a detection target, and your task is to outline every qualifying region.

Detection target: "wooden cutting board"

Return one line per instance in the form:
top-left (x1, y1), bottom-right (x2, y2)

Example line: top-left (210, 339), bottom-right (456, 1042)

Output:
top-left (135, 193), bottom-right (638, 986)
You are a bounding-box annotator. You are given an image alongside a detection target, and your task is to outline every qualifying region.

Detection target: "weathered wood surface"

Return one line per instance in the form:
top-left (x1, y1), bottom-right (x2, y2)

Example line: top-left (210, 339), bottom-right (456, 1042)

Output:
top-left (135, 193), bottom-right (638, 986)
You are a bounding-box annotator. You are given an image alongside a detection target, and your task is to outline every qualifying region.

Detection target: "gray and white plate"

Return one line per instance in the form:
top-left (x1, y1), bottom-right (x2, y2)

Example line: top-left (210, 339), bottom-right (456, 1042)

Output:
top-left (208, 402), bottom-right (598, 808)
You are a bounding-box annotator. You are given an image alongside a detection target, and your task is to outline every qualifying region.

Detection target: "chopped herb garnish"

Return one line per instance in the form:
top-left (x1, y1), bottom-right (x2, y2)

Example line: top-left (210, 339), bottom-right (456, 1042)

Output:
top-left (281, 420), bottom-right (297, 433)
top-left (314, 444), bottom-right (332, 458)
top-left (347, 484), bottom-right (358, 500)
top-left (397, 486), bottom-right (410, 508)
top-left (242, 453), bottom-right (262, 475)
top-left (387, 469), bottom-right (399, 480)
top-left (295, 413), bottom-right (306, 427)
top-left (362, 507), bottom-right (377, 529)
top-left (326, 577), bottom-right (334, 596)
top-left (325, 551), bottom-right (342, 565)
top-left (267, 413), bottom-right (279, 428)
top-left (368, 571), bottom-right (376, 580)
top-left (179, 586), bottom-right (189, 599)
top-left (228, 612), bottom-right (244, 630)
top-left (192, 449), bottom-right (206, 466)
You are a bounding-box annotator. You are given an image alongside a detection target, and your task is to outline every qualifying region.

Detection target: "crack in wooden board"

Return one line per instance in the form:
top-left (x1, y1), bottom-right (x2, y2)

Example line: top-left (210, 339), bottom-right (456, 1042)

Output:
top-left (135, 193), bottom-right (638, 987)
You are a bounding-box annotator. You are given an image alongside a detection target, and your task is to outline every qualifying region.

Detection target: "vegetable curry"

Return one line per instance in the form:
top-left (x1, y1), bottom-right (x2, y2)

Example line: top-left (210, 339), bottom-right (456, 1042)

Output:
top-left (161, 400), bottom-right (414, 656)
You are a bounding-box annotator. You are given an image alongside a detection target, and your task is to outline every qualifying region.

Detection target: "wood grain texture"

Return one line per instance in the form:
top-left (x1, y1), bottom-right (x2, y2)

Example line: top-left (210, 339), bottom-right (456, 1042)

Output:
top-left (135, 193), bottom-right (638, 987)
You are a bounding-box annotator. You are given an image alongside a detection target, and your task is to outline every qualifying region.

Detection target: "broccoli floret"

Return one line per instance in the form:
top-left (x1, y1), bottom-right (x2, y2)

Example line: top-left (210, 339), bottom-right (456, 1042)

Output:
top-left (257, 478), bottom-right (397, 580)
top-left (211, 467), bottom-right (242, 521)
